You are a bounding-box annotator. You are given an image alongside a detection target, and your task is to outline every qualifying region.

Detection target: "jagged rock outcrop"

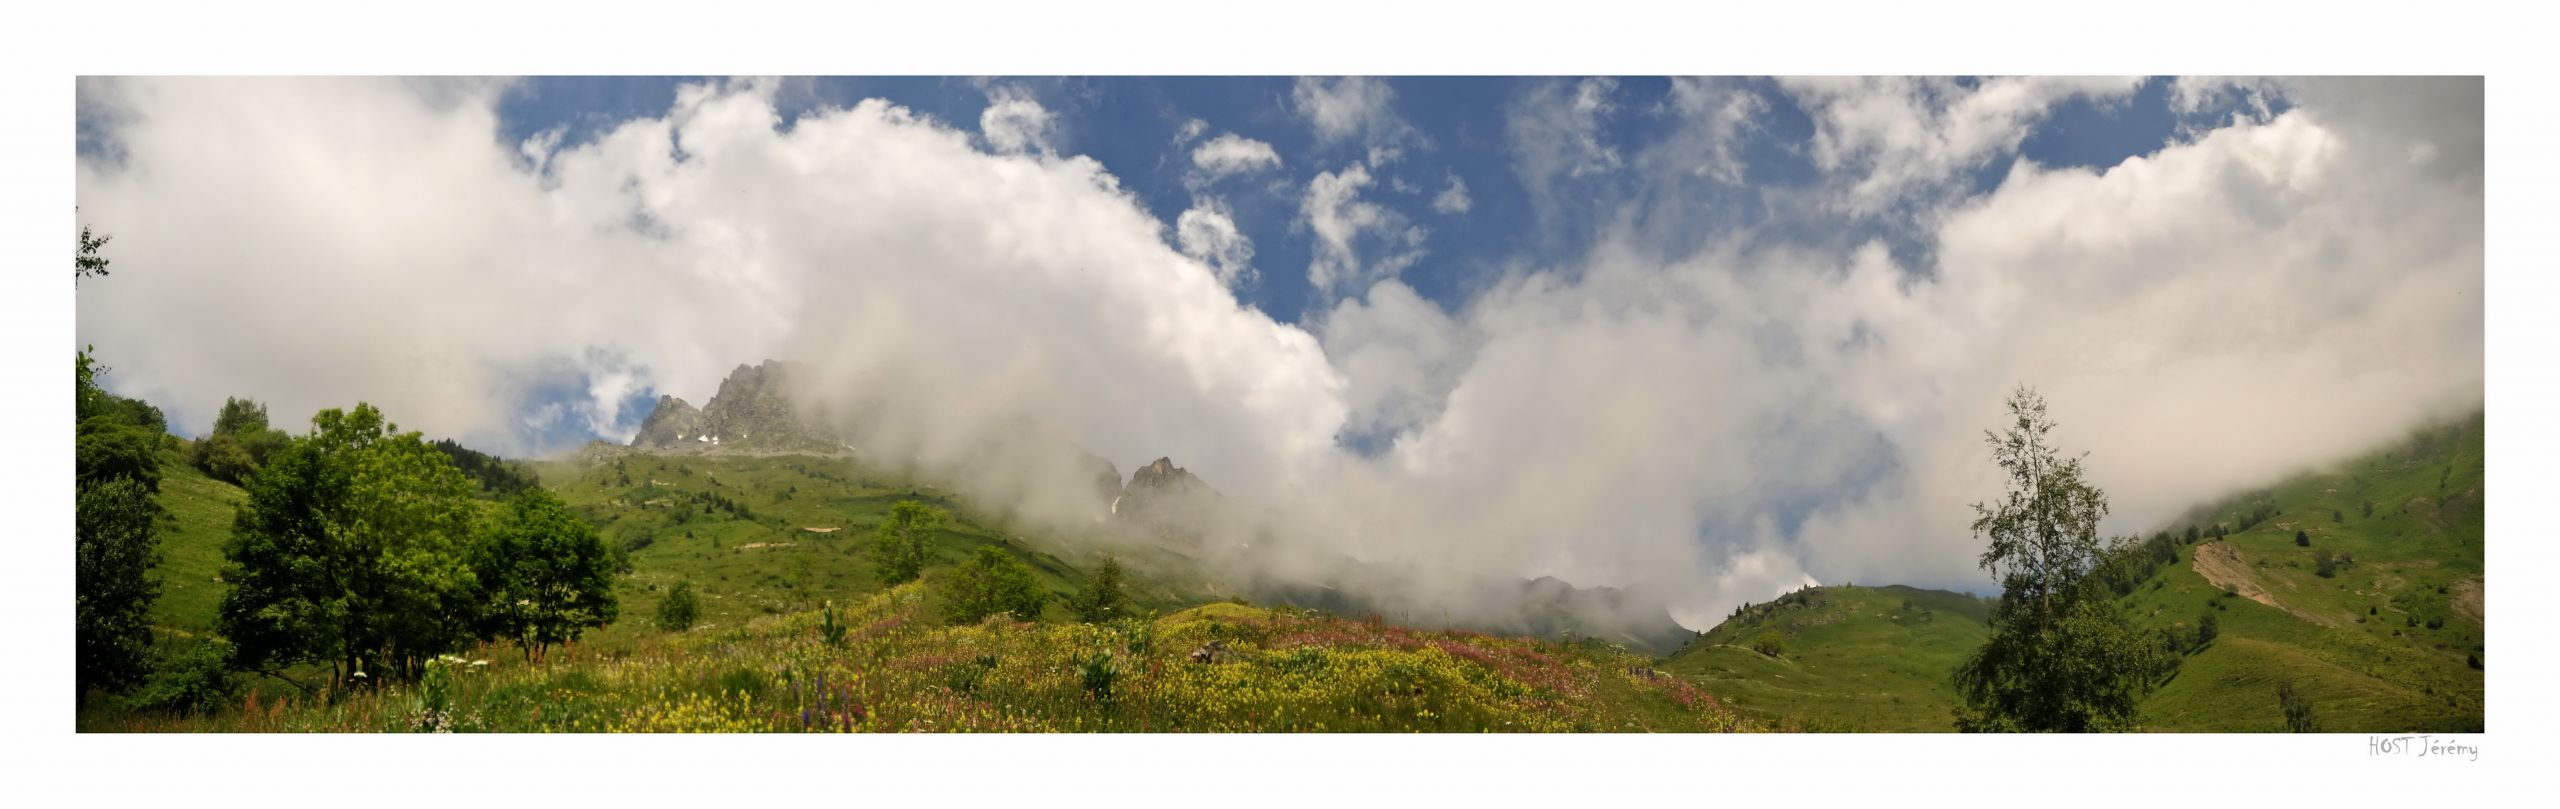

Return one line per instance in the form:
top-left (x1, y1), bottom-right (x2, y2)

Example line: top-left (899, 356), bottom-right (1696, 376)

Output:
top-left (1113, 457), bottom-right (1221, 544)
top-left (630, 396), bottom-right (702, 448)
top-left (628, 361), bottom-right (839, 452)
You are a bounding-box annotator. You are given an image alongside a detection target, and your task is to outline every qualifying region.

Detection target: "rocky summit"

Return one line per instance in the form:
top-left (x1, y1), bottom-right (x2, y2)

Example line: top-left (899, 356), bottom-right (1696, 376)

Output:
top-left (1112, 457), bottom-right (1220, 544)
top-left (628, 360), bottom-right (839, 452)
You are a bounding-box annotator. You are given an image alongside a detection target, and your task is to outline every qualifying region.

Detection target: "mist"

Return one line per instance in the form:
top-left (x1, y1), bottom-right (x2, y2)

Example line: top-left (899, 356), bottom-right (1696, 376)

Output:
top-left (74, 76), bottom-right (2481, 634)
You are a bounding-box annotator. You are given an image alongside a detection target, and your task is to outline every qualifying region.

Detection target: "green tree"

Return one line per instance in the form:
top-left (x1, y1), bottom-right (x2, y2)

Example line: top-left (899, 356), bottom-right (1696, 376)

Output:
top-left (474, 488), bottom-right (620, 661)
top-left (656, 581), bottom-right (701, 631)
top-left (2194, 611), bottom-right (2219, 648)
top-left (216, 403), bottom-right (483, 686)
top-left (76, 222), bottom-right (111, 281)
top-left (190, 397), bottom-right (291, 485)
top-left (1953, 387), bottom-right (2172, 732)
top-left (2295, 529), bottom-right (2310, 547)
top-left (74, 349), bottom-right (164, 701)
top-left (871, 500), bottom-right (948, 585)
top-left (941, 546), bottom-right (1048, 624)
top-left (1066, 554), bottom-right (1132, 623)
top-left (76, 478), bottom-right (160, 698)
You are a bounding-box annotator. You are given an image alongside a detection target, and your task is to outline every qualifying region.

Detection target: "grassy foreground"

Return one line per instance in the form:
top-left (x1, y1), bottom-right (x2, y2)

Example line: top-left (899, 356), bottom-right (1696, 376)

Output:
top-left (87, 581), bottom-right (1753, 733)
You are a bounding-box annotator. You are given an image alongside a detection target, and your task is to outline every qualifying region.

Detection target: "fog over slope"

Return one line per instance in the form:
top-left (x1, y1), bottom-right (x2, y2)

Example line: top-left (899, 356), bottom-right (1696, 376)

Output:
top-left (75, 77), bottom-right (2481, 631)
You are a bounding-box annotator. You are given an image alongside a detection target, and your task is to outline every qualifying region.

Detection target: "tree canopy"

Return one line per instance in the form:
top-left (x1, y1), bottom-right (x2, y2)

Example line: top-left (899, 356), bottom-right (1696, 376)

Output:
top-left (942, 546), bottom-right (1048, 624)
top-left (473, 488), bottom-right (619, 661)
top-left (216, 403), bottom-right (484, 684)
top-left (76, 347), bottom-right (164, 701)
top-left (1953, 387), bottom-right (2172, 732)
top-left (871, 500), bottom-right (948, 585)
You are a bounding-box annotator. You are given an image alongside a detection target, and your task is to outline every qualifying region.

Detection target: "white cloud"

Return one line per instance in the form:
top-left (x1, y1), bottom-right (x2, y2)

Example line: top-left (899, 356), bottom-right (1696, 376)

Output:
top-left (1657, 77), bottom-right (1765, 184)
top-left (1301, 164), bottom-right (1425, 294)
top-left (978, 84), bottom-right (1055, 154)
top-left (1187, 133), bottom-right (1281, 181)
top-left (1172, 117), bottom-right (1208, 146)
top-left (1508, 77), bottom-right (1624, 185)
top-left (1432, 175), bottom-right (1472, 214)
top-left (1291, 76), bottom-right (1409, 147)
top-left (1779, 76), bottom-right (2144, 213)
top-left (1175, 198), bottom-right (1256, 286)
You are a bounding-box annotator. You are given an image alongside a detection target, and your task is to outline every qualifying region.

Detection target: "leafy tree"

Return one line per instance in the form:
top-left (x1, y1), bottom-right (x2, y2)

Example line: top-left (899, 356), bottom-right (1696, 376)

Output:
top-left (1952, 387), bottom-right (2172, 732)
top-left (474, 489), bottom-right (620, 661)
top-left (1751, 632), bottom-right (1784, 657)
top-left (2312, 549), bottom-right (2339, 578)
top-left (2194, 611), bottom-right (2219, 648)
top-left (2295, 530), bottom-right (2310, 547)
top-left (76, 477), bottom-right (160, 698)
top-left (190, 397), bottom-right (292, 485)
top-left (871, 500), bottom-right (948, 585)
top-left (656, 581), bottom-right (701, 631)
top-left (1066, 554), bottom-right (1133, 623)
top-left (216, 403), bottom-right (483, 686)
top-left (941, 546), bottom-right (1049, 624)
top-left (75, 349), bottom-right (164, 701)
top-left (76, 222), bottom-right (111, 281)
top-left (429, 437), bottom-right (540, 496)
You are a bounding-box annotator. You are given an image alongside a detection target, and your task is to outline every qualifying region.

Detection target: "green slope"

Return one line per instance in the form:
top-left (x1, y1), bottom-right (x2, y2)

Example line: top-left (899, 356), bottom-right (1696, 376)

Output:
top-left (144, 447), bottom-right (248, 637)
top-left (529, 449), bottom-right (1227, 652)
top-left (1663, 584), bottom-right (1991, 731)
top-left (1668, 411), bottom-right (2485, 732)
top-left (2121, 411), bottom-right (2484, 732)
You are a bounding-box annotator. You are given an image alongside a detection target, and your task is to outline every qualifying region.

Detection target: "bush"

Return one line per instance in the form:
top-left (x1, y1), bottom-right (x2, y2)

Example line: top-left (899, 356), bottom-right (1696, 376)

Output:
top-left (2313, 549), bottom-right (2338, 578)
top-left (1751, 632), bottom-right (1784, 657)
top-left (1075, 649), bottom-right (1119, 703)
top-left (1066, 555), bottom-right (1132, 623)
top-left (940, 546), bottom-right (1048, 624)
top-left (2194, 612), bottom-right (2219, 648)
top-left (2277, 680), bottom-right (2320, 733)
top-left (871, 501), bottom-right (949, 585)
top-left (127, 639), bottom-right (239, 715)
top-left (2295, 530), bottom-right (2311, 547)
top-left (656, 581), bottom-right (701, 631)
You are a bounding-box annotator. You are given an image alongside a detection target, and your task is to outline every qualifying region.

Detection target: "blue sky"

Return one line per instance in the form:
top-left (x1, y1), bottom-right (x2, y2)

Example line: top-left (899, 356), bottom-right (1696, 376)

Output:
top-left (484, 76), bottom-right (2253, 330)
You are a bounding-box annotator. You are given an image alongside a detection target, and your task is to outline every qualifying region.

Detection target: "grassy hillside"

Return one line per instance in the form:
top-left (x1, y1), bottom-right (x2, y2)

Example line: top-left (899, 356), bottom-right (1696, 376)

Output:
top-left (88, 581), bottom-right (1755, 733)
top-left (1668, 411), bottom-right (2485, 732)
top-left (1663, 585), bottom-right (1990, 731)
top-left (145, 447), bottom-right (247, 637)
top-left (529, 450), bottom-right (1227, 653)
top-left (2121, 411), bottom-right (2484, 732)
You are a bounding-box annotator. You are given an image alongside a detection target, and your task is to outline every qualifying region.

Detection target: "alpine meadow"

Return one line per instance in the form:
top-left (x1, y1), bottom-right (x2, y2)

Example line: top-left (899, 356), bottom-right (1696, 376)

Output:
top-left (68, 75), bottom-right (2483, 736)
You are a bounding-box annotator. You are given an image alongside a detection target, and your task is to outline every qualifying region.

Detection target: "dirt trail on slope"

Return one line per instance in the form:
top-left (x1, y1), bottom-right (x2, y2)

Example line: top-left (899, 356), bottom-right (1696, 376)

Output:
top-left (2190, 541), bottom-right (2338, 628)
top-left (2452, 578), bottom-right (2485, 624)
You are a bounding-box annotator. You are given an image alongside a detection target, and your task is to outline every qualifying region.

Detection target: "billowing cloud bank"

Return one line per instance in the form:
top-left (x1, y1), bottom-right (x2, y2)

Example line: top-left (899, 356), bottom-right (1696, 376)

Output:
top-left (75, 77), bottom-right (2481, 633)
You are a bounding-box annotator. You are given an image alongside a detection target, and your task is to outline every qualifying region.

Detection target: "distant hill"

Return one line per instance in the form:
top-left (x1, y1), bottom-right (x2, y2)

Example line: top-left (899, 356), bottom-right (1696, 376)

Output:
top-left (1664, 584), bottom-right (1991, 731)
top-left (1670, 410), bottom-right (2486, 732)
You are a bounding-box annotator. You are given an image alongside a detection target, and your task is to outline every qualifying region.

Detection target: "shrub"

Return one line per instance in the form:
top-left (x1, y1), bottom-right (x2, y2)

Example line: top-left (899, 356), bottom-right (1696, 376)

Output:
top-left (127, 639), bottom-right (239, 715)
top-left (871, 501), bottom-right (949, 585)
top-left (1751, 632), bottom-right (1784, 657)
top-left (1066, 555), bottom-right (1132, 623)
top-left (2313, 549), bottom-right (2338, 578)
top-left (2277, 680), bottom-right (2320, 733)
top-left (939, 546), bottom-right (1048, 624)
top-left (818, 600), bottom-right (847, 646)
top-left (2194, 612), bottom-right (2219, 648)
top-left (1075, 649), bottom-right (1119, 703)
top-left (2295, 530), bottom-right (2311, 547)
top-left (656, 581), bottom-right (701, 631)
